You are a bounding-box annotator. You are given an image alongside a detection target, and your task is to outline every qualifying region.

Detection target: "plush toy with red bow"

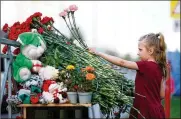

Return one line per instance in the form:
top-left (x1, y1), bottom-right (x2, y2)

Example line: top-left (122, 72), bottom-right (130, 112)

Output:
top-left (12, 32), bottom-right (46, 83)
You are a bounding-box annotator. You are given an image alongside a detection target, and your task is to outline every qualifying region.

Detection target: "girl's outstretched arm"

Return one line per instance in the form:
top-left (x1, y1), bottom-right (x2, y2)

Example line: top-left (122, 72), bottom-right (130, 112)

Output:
top-left (160, 78), bottom-right (165, 99)
top-left (89, 48), bottom-right (138, 70)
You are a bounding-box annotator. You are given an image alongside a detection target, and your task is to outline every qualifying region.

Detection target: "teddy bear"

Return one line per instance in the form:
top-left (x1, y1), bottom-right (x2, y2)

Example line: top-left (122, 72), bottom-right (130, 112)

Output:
top-left (13, 32), bottom-right (46, 83)
top-left (40, 82), bottom-right (68, 104)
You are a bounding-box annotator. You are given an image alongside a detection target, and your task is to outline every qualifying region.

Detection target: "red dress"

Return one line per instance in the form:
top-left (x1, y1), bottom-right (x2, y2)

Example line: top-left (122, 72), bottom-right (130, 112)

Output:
top-left (129, 61), bottom-right (165, 119)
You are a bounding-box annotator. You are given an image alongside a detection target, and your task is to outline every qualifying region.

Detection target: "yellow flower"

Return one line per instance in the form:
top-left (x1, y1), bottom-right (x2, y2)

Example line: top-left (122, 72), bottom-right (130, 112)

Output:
top-left (66, 65), bottom-right (75, 70)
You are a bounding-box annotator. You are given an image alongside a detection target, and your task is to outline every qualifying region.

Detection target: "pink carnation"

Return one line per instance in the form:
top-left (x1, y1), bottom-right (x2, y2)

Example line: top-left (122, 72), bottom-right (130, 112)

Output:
top-left (64, 8), bottom-right (69, 12)
top-left (59, 11), bottom-right (67, 17)
top-left (69, 5), bottom-right (78, 11)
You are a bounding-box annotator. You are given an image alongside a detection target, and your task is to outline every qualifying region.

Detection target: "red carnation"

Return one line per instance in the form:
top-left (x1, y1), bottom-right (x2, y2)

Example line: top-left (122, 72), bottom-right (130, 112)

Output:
top-left (20, 22), bottom-right (31, 32)
top-left (8, 26), bottom-right (21, 40)
top-left (41, 16), bottom-right (54, 24)
top-left (50, 17), bottom-right (54, 23)
top-left (38, 27), bottom-right (44, 34)
top-left (12, 22), bottom-right (20, 27)
top-left (41, 17), bottom-right (50, 24)
top-left (26, 16), bottom-right (33, 25)
top-left (2, 23), bottom-right (9, 32)
top-left (32, 12), bottom-right (42, 18)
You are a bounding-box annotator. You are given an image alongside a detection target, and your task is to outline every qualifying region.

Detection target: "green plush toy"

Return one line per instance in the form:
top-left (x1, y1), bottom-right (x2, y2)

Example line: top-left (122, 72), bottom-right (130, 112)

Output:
top-left (13, 32), bottom-right (46, 83)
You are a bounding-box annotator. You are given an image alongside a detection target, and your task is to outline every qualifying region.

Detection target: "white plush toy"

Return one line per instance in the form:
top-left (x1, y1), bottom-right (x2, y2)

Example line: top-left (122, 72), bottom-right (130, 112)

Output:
top-left (41, 92), bottom-right (54, 103)
top-left (38, 66), bottom-right (59, 81)
top-left (43, 82), bottom-right (68, 104)
top-left (49, 82), bottom-right (67, 93)
top-left (13, 32), bottom-right (46, 83)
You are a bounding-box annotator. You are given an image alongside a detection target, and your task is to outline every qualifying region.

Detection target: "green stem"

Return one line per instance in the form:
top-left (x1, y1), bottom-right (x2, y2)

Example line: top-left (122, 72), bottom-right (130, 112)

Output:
top-left (63, 18), bottom-right (84, 48)
top-left (68, 13), bottom-right (79, 39)
top-left (51, 25), bottom-right (67, 39)
top-left (71, 12), bottom-right (88, 48)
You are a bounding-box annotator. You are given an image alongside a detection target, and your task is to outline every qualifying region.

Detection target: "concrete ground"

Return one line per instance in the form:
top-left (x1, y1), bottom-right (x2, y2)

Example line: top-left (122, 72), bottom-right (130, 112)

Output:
top-left (1, 113), bottom-right (20, 118)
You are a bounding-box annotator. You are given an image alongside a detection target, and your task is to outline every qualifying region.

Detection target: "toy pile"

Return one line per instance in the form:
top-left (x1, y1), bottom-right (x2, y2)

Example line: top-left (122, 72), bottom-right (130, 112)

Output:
top-left (5, 32), bottom-right (68, 105)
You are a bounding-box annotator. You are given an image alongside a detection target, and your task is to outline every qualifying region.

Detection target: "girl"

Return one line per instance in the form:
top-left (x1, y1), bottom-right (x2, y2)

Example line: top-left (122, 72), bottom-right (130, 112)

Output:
top-left (89, 33), bottom-right (167, 119)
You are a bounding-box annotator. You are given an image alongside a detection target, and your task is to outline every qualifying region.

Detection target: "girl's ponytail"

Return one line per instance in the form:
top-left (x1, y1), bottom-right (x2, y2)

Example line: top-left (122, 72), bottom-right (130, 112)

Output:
top-left (155, 33), bottom-right (167, 78)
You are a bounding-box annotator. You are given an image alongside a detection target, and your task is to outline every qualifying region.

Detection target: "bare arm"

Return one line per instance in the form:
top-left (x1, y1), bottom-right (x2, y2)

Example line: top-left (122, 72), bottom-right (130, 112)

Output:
top-left (90, 49), bottom-right (138, 70)
top-left (160, 78), bottom-right (165, 99)
top-left (160, 66), bottom-right (170, 99)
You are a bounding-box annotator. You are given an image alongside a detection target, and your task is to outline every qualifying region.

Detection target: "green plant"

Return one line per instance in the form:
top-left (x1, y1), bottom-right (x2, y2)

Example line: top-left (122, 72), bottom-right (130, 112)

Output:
top-left (59, 65), bottom-right (82, 92)
top-left (77, 66), bottom-right (96, 92)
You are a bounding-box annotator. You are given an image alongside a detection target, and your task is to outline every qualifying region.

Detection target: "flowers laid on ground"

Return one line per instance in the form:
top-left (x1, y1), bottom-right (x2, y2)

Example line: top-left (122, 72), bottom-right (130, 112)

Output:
top-left (1, 4), bottom-right (138, 117)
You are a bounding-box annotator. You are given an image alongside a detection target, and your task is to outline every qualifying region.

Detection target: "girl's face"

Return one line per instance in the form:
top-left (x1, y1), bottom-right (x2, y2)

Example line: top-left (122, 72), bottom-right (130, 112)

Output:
top-left (137, 41), bottom-right (151, 61)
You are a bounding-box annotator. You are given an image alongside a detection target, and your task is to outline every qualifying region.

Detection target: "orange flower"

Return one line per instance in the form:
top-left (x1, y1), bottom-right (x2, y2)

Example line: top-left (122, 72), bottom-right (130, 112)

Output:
top-left (85, 66), bottom-right (95, 72)
top-left (86, 73), bottom-right (96, 80)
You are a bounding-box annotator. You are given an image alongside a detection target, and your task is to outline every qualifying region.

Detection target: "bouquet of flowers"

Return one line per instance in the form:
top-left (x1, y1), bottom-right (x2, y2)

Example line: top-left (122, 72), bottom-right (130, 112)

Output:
top-left (1, 4), bottom-right (143, 118)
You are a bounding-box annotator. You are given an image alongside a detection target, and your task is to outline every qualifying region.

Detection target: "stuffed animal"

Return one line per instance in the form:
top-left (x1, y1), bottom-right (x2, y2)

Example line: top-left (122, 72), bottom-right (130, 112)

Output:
top-left (40, 82), bottom-right (68, 104)
top-left (41, 92), bottom-right (54, 104)
top-left (38, 66), bottom-right (61, 104)
top-left (48, 82), bottom-right (68, 103)
top-left (17, 89), bottom-right (31, 104)
top-left (13, 32), bottom-right (46, 83)
top-left (38, 66), bottom-right (59, 81)
top-left (20, 74), bottom-right (43, 91)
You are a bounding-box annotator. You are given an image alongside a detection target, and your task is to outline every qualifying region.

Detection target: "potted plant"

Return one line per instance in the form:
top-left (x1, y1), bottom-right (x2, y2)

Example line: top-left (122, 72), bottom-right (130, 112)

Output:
top-left (77, 66), bottom-right (96, 104)
top-left (59, 65), bottom-right (80, 103)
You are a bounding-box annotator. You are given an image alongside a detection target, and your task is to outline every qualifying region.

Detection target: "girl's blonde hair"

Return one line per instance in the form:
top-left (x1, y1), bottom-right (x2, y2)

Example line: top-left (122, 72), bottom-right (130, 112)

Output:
top-left (139, 33), bottom-right (167, 78)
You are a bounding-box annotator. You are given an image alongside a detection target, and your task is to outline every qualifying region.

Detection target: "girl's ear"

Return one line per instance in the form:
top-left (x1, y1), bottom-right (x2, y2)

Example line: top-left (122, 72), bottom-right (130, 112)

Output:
top-left (148, 47), bottom-right (154, 55)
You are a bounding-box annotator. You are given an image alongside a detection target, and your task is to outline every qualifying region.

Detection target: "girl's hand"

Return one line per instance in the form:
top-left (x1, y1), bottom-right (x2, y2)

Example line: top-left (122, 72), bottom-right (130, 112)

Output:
top-left (88, 48), bottom-right (98, 55)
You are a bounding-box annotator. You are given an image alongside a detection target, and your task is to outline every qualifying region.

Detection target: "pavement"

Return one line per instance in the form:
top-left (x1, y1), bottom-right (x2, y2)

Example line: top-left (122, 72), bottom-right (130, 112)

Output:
top-left (1, 113), bottom-right (20, 119)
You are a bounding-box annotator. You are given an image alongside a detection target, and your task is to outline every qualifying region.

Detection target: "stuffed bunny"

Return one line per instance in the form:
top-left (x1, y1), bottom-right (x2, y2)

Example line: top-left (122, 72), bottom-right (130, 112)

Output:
top-left (13, 32), bottom-right (46, 83)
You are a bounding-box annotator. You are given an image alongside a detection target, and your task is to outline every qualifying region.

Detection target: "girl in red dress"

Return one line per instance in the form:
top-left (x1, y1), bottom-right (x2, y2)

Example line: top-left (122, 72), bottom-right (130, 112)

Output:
top-left (89, 32), bottom-right (167, 119)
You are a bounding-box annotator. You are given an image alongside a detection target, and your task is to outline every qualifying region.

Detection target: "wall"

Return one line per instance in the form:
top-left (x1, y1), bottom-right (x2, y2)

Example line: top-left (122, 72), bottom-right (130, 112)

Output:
top-left (167, 50), bottom-right (180, 96)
